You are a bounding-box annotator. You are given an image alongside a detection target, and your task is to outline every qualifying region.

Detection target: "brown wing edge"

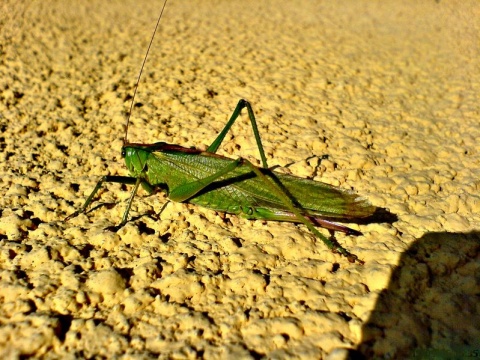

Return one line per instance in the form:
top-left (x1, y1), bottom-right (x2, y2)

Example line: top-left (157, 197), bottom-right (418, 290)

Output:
top-left (310, 206), bottom-right (398, 235)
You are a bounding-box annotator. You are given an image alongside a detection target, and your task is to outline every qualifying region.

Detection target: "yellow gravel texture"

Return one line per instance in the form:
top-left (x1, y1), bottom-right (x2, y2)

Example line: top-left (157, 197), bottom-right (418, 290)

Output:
top-left (1, 0), bottom-right (479, 358)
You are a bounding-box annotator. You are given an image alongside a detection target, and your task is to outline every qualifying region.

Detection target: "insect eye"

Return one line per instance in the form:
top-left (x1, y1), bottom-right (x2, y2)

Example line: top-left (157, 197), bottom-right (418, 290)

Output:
top-left (121, 148), bottom-right (126, 158)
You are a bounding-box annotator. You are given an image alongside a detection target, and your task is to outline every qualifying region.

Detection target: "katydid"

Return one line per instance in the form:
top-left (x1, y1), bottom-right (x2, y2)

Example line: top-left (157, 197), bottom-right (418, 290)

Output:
top-left (65, 0), bottom-right (385, 264)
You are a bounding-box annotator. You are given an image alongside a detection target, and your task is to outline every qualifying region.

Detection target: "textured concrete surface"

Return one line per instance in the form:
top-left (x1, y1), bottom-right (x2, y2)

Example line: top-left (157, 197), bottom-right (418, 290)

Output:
top-left (1, 0), bottom-right (479, 358)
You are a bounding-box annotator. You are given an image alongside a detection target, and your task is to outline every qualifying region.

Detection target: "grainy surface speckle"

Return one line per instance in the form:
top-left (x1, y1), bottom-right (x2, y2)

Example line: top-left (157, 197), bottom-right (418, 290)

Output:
top-left (1, 0), bottom-right (479, 358)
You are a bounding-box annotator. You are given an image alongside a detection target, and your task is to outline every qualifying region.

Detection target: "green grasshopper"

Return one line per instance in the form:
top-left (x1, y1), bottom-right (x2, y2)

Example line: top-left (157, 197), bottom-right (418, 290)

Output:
top-left (65, 0), bottom-right (383, 264)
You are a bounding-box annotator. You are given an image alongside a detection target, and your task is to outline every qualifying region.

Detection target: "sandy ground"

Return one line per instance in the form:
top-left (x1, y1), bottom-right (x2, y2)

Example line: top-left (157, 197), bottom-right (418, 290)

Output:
top-left (1, 0), bottom-right (479, 358)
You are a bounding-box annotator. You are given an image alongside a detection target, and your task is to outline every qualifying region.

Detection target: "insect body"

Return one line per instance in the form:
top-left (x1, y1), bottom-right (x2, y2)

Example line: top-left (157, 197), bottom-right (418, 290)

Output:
top-left (65, 2), bottom-right (384, 264)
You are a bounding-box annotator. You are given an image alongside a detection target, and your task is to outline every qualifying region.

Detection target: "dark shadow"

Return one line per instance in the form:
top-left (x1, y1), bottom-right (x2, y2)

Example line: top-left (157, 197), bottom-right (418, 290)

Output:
top-left (54, 314), bottom-right (73, 342)
top-left (354, 231), bottom-right (480, 359)
top-left (355, 207), bottom-right (398, 226)
top-left (85, 202), bottom-right (117, 214)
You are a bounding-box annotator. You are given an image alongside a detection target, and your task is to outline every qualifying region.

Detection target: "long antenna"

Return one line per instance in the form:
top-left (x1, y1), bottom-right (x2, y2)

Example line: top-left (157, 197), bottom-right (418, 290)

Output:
top-left (124, 0), bottom-right (168, 144)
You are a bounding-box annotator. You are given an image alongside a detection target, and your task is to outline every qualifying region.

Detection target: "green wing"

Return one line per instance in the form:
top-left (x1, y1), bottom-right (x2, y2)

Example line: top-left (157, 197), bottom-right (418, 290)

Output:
top-left (144, 149), bottom-right (376, 221)
top-left (265, 172), bottom-right (376, 219)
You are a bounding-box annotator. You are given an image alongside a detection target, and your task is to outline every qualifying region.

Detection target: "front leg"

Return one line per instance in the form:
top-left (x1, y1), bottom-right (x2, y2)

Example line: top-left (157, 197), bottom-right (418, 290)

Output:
top-left (65, 175), bottom-right (145, 231)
